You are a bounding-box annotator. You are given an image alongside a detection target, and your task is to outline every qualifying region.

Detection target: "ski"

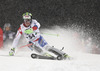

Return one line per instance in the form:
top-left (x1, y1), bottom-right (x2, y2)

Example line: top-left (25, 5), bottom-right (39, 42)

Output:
top-left (31, 53), bottom-right (71, 60)
top-left (31, 53), bottom-right (57, 60)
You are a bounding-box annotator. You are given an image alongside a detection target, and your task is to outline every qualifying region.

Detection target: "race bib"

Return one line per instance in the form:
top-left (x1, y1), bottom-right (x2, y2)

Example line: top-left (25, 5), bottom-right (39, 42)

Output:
top-left (24, 28), bottom-right (33, 34)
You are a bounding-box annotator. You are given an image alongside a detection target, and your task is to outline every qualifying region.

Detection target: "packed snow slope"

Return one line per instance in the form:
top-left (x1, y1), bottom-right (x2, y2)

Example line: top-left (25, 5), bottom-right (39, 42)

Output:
top-left (0, 26), bottom-right (100, 71)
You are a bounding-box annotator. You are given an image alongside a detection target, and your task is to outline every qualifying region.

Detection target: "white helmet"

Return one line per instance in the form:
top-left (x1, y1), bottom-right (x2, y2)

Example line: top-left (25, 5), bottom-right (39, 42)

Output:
top-left (22, 12), bottom-right (32, 20)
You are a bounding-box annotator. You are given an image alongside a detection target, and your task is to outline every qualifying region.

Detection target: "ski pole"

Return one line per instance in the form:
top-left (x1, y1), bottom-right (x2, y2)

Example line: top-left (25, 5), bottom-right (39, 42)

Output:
top-left (15, 43), bottom-right (33, 54)
top-left (41, 33), bottom-right (59, 37)
top-left (19, 43), bottom-right (33, 48)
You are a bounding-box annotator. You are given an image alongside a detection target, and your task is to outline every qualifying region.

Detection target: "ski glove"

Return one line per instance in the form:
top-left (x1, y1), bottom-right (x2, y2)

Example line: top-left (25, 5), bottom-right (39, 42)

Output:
top-left (9, 48), bottom-right (15, 56)
top-left (29, 41), bottom-right (34, 46)
top-left (28, 41), bottom-right (35, 51)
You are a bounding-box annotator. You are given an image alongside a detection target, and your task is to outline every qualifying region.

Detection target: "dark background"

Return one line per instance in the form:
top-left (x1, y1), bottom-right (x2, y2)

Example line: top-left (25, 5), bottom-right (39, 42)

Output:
top-left (0, 0), bottom-right (100, 43)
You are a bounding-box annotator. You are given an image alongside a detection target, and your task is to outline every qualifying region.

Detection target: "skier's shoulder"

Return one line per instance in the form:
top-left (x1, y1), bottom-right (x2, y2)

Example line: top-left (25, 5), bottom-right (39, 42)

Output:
top-left (19, 23), bottom-right (26, 29)
top-left (32, 19), bottom-right (37, 22)
top-left (32, 19), bottom-right (40, 24)
top-left (31, 19), bottom-right (40, 28)
top-left (17, 25), bottom-right (22, 34)
top-left (17, 23), bottom-right (23, 31)
top-left (20, 23), bottom-right (24, 27)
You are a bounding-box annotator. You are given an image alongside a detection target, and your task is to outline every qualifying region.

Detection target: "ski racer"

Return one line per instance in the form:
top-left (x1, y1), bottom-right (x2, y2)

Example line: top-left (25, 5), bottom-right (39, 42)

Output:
top-left (9, 12), bottom-right (68, 59)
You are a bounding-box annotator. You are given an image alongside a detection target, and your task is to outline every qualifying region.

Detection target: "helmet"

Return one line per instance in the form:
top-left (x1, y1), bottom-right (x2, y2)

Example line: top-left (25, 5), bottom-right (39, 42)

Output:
top-left (22, 12), bottom-right (32, 20)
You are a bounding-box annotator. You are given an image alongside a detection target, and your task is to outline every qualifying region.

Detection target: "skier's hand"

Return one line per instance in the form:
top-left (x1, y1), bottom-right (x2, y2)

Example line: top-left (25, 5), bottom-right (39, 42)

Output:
top-left (28, 41), bottom-right (35, 51)
top-left (29, 41), bottom-right (35, 47)
top-left (9, 48), bottom-right (15, 56)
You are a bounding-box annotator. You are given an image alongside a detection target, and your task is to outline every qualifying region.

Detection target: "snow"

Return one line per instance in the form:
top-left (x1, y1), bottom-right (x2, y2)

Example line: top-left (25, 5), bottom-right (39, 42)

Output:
top-left (0, 26), bottom-right (100, 71)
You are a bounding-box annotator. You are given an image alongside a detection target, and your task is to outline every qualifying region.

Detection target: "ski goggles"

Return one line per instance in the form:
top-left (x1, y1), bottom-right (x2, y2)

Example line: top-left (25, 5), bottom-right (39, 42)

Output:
top-left (24, 19), bottom-right (31, 23)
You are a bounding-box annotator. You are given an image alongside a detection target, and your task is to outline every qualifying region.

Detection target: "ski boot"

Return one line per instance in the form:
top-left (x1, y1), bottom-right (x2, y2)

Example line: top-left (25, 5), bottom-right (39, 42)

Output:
top-left (57, 53), bottom-right (70, 60)
top-left (9, 48), bottom-right (15, 56)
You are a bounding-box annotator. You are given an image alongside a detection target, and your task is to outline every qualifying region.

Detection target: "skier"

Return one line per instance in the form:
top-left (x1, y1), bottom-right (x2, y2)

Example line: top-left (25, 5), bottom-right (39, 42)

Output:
top-left (9, 12), bottom-right (68, 59)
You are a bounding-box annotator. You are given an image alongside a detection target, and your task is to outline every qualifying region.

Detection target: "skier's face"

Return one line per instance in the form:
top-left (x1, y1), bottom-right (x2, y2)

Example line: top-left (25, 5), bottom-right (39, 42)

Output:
top-left (5, 27), bottom-right (10, 31)
top-left (24, 19), bottom-right (31, 27)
